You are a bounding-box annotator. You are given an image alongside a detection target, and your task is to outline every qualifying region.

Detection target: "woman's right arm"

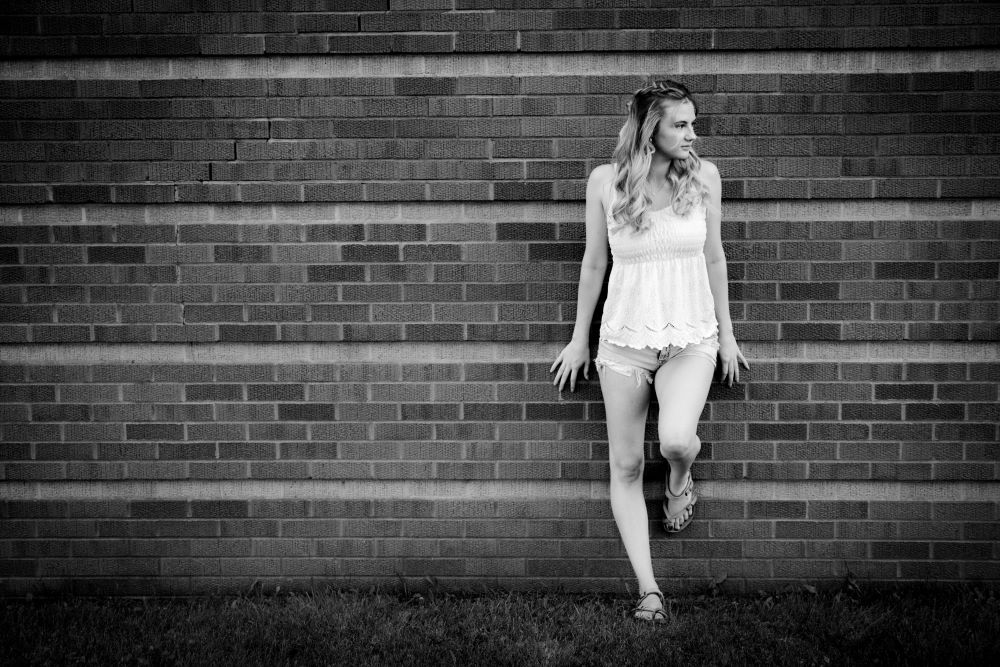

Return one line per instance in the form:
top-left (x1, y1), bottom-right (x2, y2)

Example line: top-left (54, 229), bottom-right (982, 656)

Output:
top-left (549, 165), bottom-right (612, 392)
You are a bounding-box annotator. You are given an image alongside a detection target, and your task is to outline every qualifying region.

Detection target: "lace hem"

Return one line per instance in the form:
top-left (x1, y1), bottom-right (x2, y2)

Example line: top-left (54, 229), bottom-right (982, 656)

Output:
top-left (599, 320), bottom-right (719, 350)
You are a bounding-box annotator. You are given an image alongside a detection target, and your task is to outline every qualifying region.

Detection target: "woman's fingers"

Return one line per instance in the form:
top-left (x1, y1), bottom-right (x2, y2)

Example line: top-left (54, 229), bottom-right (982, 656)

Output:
top-left (721, 357), bottom-right (737, 386)
top-left (563, 366), bottom-right (575, 392)
top-left (736, 351), bottom-right (749, 384)
top-left (717, 342), bottom-right (749, 387)
top-left (551, 351), bottom-right (590, 392)
top-left (550, 352), bottom-right (564, 380)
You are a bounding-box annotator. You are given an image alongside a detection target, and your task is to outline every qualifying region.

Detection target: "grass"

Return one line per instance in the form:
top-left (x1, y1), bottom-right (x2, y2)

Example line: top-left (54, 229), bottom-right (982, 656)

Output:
top-left (2, 583), bottom-right (999, 666)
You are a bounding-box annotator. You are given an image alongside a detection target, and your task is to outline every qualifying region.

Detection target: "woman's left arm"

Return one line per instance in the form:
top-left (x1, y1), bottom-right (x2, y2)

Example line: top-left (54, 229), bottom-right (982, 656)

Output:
top-left (701, 160), bottom-right (749, 386)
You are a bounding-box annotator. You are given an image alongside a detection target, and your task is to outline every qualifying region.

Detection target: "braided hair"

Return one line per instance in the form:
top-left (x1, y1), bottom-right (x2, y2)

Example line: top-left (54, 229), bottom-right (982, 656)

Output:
top-left (610, 80), bottom-right (708, 233)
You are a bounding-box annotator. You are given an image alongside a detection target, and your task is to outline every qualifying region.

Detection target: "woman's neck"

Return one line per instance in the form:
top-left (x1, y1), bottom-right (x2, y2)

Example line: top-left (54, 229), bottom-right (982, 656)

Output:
top-left (647, 154), bottom-right (672, 185)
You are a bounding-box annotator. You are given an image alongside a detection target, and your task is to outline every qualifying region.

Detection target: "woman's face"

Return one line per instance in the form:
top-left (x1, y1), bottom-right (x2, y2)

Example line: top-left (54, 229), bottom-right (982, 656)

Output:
top-left (651, 99), bottom-right (697, 160)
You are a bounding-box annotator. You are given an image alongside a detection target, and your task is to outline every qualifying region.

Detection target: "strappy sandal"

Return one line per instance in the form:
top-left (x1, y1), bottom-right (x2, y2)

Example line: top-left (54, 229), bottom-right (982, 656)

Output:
top-left (630, 590), bottom-right (669, 624)
top-left (663, 472), bottom-right (697, 533)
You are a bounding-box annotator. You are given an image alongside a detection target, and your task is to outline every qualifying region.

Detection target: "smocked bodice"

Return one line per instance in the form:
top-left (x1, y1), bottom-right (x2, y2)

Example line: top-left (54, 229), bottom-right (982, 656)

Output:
top-left (599, 190), bottom-right (719, 350)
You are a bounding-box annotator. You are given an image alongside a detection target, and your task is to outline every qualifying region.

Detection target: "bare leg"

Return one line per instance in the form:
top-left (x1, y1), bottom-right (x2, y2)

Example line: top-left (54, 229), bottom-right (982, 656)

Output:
top-left (597, 366), bottom-right (661, 614)
top-left (654, 356), bottom-right (715, 526)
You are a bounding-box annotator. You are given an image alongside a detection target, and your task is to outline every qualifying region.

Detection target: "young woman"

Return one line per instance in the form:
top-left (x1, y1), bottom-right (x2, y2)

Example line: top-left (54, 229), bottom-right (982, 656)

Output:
top-left (549, 80), bottom-right (748, 623)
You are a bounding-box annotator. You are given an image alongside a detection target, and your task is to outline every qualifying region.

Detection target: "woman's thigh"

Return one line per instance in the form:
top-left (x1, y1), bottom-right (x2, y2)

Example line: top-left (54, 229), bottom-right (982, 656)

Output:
top-left (653, 355), bottom-right (715, 438)
top-left (598, 365), bottom-right (653, 461)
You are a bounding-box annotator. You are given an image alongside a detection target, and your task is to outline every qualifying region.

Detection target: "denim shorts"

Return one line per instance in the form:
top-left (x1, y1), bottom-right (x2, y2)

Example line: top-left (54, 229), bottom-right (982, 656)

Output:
top-left (594, 334), bottom-right (719, 386)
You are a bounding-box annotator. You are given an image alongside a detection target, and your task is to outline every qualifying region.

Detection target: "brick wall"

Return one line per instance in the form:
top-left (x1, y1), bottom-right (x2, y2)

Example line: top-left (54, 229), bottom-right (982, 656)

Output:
top-left (1, 1), bottom-right (998, 595)
top-left (2, 71), bottom-right (1000, 207)
top-left (0, 200), bottom-right (997, 344)
top-left (2, 1), bottom-right (998, 56)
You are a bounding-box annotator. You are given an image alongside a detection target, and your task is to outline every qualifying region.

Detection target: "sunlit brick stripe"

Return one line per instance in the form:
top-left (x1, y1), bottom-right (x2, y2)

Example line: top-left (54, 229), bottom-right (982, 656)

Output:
top-left (1, 341), bottom-right (997, 366)
top-left (2, 480), bottom-right (999, 503)
top-left (0, 50), bottom-right (997, 79)
top-left (2, 200), bottom-right (998, 226)
top-left (0, 199), bottom-right (1000, 225)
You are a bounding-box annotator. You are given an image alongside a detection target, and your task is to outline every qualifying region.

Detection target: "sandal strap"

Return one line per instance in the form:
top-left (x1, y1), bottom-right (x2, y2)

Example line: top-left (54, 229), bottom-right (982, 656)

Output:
top-left (631, 591), bottom-right (668, 620)
top-left (665, 472), bottom-right (693, 499)
top-left (663, 473), bottom-right (697, 532)
top-left (632, 590), bottom-right (665, 610)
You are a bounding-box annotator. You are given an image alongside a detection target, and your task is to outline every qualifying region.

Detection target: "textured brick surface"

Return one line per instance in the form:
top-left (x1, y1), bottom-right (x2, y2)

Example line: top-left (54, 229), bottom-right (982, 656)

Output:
top-left (1, 353), bottom-right (997, 483)
top-left (1, 202), bottom-right (997, 343)
top-left (2, 1), bottom-right (999, 593)
top-left (1, 496), bottom-right (997, 595)
top-left (1, 2), bottom-right (998, 57)
top-left (6, 343), bottom-right (991, 591)
top-left (1, 72), bottom-right (999, 203)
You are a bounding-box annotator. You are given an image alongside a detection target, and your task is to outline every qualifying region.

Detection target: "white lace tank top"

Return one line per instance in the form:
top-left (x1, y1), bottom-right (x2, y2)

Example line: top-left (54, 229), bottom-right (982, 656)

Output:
top-left (599, 184), bottom-right (719, 350)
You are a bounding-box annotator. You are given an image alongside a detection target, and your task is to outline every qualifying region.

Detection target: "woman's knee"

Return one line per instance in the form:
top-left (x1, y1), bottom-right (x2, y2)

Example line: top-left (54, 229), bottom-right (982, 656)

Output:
top-left (609, 450), bottom-right (645, 482)
top-left (658, 429), bottom-right (699, 460)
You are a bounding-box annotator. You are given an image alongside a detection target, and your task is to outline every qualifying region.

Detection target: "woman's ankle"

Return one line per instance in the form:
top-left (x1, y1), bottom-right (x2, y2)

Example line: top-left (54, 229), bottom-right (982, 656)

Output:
top-left (637, 580), bottom-right (660, 596)
top-left (667, 468), bottom-right (691, 497)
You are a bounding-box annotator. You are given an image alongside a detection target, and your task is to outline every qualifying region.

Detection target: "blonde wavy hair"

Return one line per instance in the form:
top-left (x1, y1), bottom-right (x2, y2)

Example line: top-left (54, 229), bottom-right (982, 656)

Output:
top-left (610, 80), bottom-right (708, 232)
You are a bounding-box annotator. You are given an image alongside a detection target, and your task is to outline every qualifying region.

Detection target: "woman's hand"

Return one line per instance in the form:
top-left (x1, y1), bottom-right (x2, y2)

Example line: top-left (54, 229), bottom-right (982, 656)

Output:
top-left (550, 340), bottom-right (591, 392)
top-left (718, 332), bottom-right (749, 387)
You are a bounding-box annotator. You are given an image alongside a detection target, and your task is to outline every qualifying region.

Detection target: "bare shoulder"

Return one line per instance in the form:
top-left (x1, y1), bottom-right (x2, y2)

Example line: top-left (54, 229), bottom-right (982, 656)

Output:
top-left (698, 159), bottom-right (720, 185)
top-left (586, 164), bottom-right (616, 207)
top-left (588, 163), bottom-right (616, 187)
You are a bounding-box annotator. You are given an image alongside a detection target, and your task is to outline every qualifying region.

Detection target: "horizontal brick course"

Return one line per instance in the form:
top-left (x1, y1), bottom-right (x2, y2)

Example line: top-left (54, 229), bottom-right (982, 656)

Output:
top-left (2, 72), bottom-right (998, 204)
top-left (3, 497), bottom-right (997, 593)
top-left (2, 4), bottom-right (997, 57)
top-left (2, 201), bottom-right (997, 343)
top-left (2, 350), bottom-right (997, 485)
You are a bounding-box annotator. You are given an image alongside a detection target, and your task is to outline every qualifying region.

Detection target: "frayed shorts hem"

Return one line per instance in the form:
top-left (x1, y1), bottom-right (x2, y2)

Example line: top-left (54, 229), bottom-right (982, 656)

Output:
top-left (594, 357), bottom-right (655, 386)
top-left (594, 336), bottom-right (719, 387)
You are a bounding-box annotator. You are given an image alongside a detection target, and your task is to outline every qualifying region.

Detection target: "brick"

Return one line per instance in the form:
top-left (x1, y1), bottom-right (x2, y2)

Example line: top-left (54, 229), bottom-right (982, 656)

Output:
top-left (52, 185), bottom-right (112, 203)
top-left (745, 462), bottom-right (807, 480)
top-left (839, 442), bottom-right (899, 462)
top-left (809, 463), bottom-right (871, 480)
top-left (809, 423), bottom-right (870, 441)
top-left (808, 502), bottom-right (868, 520)
top-left (747, 502), bottom-right (806, 520)
top-left (872, 542), bottom-right (929, 560)
top-left (748, 423), bottom-right (807, 441)
top-left (781, 323), bottom-right (842, 340)
top-left (905, 404), bottom-right (965, 421)
top-left (774, 521), bottom-right (835, 539)
top-left (130, 501), bottom-right (188, 519)
top-left (125, 423), bottom-right (184, 441)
